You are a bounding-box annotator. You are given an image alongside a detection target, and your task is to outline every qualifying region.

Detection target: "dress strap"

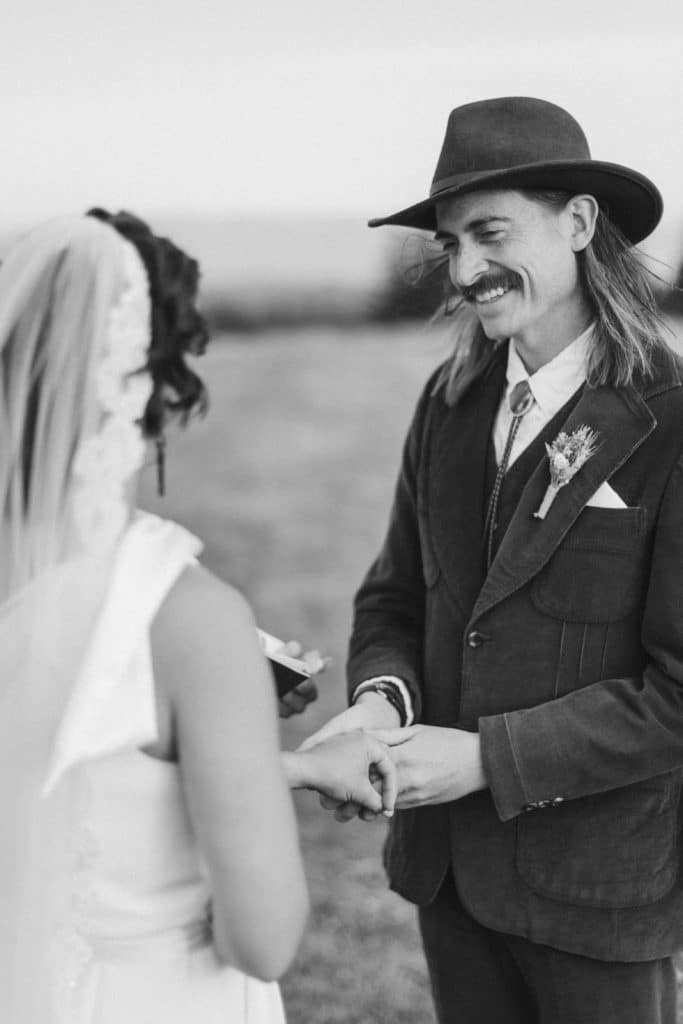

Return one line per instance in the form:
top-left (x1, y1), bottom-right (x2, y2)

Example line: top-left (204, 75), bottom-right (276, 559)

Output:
top-left (43, 513), bottom-right (202, 794)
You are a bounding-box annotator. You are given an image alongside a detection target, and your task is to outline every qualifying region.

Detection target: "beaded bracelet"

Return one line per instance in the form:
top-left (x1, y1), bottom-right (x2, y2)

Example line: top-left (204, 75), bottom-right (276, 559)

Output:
top-left (352, 680), bottom-right (408, 727)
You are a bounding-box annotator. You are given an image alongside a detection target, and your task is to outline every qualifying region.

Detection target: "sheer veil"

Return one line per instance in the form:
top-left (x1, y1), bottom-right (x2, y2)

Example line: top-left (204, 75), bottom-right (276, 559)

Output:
top-left (0, 217), bottom-right (152, 1021)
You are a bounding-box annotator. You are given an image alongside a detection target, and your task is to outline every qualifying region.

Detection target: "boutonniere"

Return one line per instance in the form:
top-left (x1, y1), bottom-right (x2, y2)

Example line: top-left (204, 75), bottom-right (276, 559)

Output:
top-left (534, 425), bottom-right (600, 520)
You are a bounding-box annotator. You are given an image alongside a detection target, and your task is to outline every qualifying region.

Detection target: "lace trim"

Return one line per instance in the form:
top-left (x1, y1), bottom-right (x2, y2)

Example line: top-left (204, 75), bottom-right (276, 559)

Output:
top-left (72, 242), bottom-right (152, 552)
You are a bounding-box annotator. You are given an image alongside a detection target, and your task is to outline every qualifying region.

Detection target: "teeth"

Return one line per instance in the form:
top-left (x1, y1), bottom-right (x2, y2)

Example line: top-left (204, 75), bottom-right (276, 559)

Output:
top-left (476, 285), bottom-right (510, 304)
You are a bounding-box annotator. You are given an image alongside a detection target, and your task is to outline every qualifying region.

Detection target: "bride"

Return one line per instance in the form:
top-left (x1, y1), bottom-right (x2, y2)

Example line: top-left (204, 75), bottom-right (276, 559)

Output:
top-left (0, 212), bottom-right (395, 1023)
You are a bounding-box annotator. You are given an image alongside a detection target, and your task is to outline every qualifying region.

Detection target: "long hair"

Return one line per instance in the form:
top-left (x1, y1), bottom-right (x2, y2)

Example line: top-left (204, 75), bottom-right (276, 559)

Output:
top-left (437, 190), bottom-right (675, 405)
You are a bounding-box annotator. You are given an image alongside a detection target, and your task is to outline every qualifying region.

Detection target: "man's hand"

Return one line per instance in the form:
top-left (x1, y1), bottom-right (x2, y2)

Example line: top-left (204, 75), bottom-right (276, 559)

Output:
top-left (370, 725), bottom-right (487, 808)
top-left (277, 642), bottom-right (325, 719)
top-left (298, 691), bottom-right (401, 750)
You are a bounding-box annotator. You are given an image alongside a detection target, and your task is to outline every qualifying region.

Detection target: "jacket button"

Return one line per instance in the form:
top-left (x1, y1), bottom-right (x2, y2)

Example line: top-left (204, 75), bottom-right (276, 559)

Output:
top-left (467, 630), bottom-right (486, 648)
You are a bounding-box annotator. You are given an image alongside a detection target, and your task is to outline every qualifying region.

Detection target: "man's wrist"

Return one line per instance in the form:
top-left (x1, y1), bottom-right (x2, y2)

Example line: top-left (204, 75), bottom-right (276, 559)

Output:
top-left (354, 691), bottom-right (402, 728)
top-left (351, 676), bottom-right (414, 726)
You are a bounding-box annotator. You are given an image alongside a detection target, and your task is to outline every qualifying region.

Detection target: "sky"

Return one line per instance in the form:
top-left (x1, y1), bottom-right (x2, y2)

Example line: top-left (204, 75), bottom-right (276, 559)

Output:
top-left (2, 0), bottom-right (682, 283)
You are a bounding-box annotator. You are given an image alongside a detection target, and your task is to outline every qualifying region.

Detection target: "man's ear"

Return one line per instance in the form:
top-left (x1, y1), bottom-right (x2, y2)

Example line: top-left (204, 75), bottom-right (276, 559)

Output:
top-left (567, 194), bottom-right (599, 252)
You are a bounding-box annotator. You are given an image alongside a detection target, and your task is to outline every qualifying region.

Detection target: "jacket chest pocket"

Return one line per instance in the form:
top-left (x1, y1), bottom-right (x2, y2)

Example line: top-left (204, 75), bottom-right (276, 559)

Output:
top-left (530, 506), bottom-right (648, 623)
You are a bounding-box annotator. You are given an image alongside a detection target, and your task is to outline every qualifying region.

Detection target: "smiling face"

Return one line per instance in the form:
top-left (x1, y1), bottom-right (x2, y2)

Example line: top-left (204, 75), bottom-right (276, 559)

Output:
top-left (435, 189), bottom-right (595, 370)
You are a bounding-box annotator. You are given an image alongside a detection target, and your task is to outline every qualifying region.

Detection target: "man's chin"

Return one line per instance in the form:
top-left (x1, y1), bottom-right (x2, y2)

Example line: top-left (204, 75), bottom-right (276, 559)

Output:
top-left (477, 319), bottom-right (513, 342)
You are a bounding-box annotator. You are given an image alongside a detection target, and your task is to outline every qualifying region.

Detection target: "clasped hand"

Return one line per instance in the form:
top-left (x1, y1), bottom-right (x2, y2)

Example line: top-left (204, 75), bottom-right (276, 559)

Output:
top-left (300, 698), bottom-right (486, 822)
top-left (285, 730), bottom-right (398, 818)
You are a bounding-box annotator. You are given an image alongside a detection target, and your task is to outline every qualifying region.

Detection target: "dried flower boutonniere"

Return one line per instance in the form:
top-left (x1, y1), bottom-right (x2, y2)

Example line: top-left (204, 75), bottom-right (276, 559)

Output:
top-left (534, 425), bottom-right (600, 520)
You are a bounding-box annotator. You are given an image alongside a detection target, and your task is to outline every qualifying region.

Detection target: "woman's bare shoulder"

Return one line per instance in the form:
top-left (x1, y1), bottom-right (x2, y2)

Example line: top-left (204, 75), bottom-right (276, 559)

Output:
top-left (157, 562), bottom-right (254, 635)
top-left (150, 561), bottom-right (262, 708)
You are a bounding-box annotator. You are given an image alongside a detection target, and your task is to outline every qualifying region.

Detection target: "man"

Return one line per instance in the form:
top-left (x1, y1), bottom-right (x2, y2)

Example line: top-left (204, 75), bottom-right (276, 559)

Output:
top-left (304, 97), bottom-right (683, 1023)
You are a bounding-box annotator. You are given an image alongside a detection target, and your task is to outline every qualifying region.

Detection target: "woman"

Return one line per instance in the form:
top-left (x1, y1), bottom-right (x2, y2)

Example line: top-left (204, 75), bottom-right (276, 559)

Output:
top-left (0, 212), bottom-right (395, 1024)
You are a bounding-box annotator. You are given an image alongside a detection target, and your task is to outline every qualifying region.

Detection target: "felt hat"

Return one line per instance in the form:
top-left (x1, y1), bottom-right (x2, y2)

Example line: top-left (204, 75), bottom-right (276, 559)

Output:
top-left (369, 96), bottom-right (662, 244)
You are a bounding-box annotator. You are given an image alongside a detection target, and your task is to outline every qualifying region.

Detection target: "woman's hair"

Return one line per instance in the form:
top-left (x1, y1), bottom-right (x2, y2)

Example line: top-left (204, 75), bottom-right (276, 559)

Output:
top-left (86, 208), bottom-right (209, 437)
top-left (0, 213), bottom-right (210, 594)
top-left (436, 190), bottom-right (675, 405)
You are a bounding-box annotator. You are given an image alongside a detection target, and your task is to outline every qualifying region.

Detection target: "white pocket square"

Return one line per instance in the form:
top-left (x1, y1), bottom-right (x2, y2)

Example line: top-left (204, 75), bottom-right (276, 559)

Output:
top-left (585, 481), bottom-right (628, 509)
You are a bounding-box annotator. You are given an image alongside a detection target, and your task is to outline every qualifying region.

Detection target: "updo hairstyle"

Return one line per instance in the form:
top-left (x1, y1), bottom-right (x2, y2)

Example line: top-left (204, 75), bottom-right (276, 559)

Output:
top-left (86, 208), bottom-right (209, 438)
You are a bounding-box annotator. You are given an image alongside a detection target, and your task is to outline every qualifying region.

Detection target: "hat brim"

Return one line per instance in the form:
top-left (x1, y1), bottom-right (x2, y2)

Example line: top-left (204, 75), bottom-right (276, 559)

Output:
top-left (368, 160), bottom-right (663, 245)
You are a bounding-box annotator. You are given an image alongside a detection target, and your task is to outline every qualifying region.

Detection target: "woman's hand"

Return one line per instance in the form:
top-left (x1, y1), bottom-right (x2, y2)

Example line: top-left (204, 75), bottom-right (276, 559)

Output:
top-left (283, 730), bottom-right (397, 819)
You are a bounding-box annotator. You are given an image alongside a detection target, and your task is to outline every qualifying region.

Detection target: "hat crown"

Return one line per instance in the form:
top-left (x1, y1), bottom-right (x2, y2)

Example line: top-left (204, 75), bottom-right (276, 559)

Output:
top-left (431, 97), bottom-right (591, 194)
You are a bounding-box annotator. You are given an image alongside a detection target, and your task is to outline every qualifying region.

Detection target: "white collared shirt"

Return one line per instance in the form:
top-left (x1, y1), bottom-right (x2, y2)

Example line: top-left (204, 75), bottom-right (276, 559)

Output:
top-left (493, 326), bottom-right (593, 467)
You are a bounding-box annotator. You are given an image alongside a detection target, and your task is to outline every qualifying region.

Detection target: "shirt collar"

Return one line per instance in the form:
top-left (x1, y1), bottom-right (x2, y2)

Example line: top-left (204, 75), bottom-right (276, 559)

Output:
top-left (506, 325), bottom-right (593, 418)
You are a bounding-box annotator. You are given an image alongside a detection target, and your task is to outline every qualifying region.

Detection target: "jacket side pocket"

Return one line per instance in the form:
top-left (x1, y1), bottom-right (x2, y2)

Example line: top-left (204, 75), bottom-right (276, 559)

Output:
top-left (515, 772), bottom-right (681, 909)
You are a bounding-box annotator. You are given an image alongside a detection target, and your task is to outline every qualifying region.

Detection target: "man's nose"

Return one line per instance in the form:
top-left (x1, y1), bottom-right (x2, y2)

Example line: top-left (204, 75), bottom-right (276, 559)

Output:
top-left (448, 244), bottom-right (488, 289)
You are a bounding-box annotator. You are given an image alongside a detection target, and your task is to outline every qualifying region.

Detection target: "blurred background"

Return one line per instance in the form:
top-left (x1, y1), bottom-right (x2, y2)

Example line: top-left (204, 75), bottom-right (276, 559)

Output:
top-left (2, 2), bottom-right (683, 1020)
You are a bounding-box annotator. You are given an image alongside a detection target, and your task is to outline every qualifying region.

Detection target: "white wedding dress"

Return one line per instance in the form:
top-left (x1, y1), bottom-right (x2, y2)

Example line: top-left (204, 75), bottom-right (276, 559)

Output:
top-left (43, 512), bottom-right (286, 1024)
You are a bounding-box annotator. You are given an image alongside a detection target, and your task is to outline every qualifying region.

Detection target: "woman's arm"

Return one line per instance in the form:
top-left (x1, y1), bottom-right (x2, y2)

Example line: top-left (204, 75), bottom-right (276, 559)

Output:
top-left (151, 564), bottom-right (308, 980)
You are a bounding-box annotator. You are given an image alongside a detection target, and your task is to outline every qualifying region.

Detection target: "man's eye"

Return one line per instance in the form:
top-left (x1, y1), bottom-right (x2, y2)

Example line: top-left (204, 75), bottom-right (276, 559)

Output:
top-left (480, 230), bottom-right (504, 242)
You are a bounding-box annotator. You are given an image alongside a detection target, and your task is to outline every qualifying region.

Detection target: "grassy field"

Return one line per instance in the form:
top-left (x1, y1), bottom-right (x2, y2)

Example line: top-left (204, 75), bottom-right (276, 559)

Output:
top-left (139, 322), bottom-right (683, 1024)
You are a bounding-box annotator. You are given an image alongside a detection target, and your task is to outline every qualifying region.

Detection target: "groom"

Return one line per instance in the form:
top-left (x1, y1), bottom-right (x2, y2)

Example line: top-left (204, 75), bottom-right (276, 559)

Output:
top-left (305, 97), bottom-right (683, 1023)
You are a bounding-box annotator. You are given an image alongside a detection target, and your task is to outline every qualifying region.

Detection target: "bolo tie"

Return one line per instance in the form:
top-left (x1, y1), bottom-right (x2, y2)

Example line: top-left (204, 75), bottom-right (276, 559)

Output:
top-left (484, 379), bottom-right (534, 569)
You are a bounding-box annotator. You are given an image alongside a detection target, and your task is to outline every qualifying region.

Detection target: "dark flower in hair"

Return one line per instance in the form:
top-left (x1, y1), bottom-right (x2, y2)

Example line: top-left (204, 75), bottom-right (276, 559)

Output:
top-left (86, 207), bottom-right (209, 437)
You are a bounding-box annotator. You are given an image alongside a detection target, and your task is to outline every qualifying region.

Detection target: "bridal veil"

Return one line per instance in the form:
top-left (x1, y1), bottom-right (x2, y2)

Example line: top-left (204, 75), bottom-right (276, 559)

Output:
top-left (0, 217), bottom-right (152, 1021)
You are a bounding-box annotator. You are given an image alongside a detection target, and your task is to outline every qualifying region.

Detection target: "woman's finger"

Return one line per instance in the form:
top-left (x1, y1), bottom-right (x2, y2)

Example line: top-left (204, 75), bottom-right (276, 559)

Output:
top-left (371, 745), bottom-right (398, 816)
top-left (319, 794), bottom-right (344, 811)
top-left (334, 801), bottom-right (362, 823)
top-left (359, 807), bottom-right (381, 822)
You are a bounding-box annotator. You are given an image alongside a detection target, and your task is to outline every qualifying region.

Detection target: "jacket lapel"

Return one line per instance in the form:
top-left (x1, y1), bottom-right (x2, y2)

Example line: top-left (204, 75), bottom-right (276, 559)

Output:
top-left (470, 383), bottom-right (657, 623)
top-left (429, 352), bottom-right (506, 615)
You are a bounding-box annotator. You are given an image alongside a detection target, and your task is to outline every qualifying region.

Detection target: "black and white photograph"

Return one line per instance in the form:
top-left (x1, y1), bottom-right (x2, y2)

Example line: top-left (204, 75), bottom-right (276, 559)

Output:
top-left (1, 2), bottom-right (683, 1021)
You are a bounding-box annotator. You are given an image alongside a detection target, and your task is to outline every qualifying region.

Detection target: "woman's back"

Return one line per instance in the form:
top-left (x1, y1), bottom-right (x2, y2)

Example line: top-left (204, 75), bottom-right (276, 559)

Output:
top-left (48, 512), bottom-right (291, 1024)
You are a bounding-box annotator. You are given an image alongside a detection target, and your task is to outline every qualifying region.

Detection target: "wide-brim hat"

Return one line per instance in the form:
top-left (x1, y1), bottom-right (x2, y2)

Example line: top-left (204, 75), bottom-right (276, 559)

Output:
top-left (369, 97), bottom-right (662, 245)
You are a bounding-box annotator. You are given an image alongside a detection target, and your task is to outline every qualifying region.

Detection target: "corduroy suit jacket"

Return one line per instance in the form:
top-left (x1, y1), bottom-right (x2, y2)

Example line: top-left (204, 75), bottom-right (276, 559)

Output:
top-left (347, 343), bottom-right (683, 962)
